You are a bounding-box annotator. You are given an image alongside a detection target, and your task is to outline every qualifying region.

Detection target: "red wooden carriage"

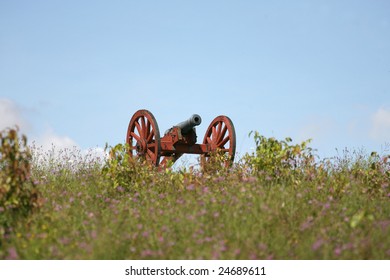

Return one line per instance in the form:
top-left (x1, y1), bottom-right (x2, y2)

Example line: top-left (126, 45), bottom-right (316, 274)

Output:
top-left (127, 109), bottom-right (236, 167)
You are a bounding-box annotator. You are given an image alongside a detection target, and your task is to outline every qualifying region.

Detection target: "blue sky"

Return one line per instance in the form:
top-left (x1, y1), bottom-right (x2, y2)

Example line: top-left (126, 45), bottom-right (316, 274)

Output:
top-left (1, 0), bottom-right (390, 161)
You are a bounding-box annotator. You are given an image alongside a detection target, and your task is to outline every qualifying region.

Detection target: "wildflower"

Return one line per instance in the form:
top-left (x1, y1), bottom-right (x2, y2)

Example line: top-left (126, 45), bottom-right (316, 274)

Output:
top-left (6, 247), bottom-right (19, 260)
top-left (204, 237), bottom-right (213, 243)
top-left (187, 215), bottom-right (195, 221)
top-left (90, 230), bottom-right (97, 239)
top-left (212, 251), bottom-right (220, 259)
top-left (60, 237), bottom-right (70, 245)
top-left (213, 176), bottom-right (225, 183)
top-left (323, 202), bottom-right (331, 210)
top-left (186, 184), bottom-right (195, 191)
top-left (334, 247), bottom-right (342, 256)
top-left (312, 239), bottom-right (324, 251)
top-left (141, 250), bottom-right (153, 257)
top-left (300, 216), bottom-right (314, 231)
top-left (117, 186), bottom-right (125, 192)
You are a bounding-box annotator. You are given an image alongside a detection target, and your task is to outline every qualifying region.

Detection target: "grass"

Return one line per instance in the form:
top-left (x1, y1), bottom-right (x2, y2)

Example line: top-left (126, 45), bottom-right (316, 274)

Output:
top-left (1, 134), bottom-right (389, 260)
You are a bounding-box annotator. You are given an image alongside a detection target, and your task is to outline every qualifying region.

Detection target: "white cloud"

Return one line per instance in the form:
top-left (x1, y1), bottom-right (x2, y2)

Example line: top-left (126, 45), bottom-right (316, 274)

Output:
top-left (370, 107), bottom-right (390, 142)
top-left (0, 98), bottom-right (31, 131)
top-left (1, 98), bottom-right (79, 151)
top-left (37, 129), bottom-right (79, 151)
top-left (1, 98), bottom-right (107, 163)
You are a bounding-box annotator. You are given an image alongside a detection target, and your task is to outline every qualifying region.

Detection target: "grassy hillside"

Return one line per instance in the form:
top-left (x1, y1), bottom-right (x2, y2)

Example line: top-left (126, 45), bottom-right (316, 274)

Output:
top-left (1, 128), bottom-right (389, 259)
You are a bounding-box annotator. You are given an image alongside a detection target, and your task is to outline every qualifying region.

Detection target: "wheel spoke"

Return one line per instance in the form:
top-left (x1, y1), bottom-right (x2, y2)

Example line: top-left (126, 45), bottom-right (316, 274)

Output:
top-left (147, 149), bottom-right (155, 159)
top-left (135, 121), bottom-right (143, 138)
top-left (211, 126), bottom-right (217, 141)
top-left (146, 119), bottom-right (151, 136)
top-left (130, 132), bottom-right (141, 142)
top-left (147, 129), bottom-right (154, 143)
top-left (217, 125), bottom-right (228, 145)
top-left (217, 121), bottom-right (222, 138)
top-left (219, 135), bottom-right (230, 147)
top-left (140, 117), bottom-right (146, 138)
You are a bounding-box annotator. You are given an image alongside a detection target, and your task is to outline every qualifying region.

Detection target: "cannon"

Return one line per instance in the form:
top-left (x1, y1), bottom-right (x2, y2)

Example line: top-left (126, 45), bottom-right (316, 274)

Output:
top-left (127, 109), bottom-right (236, 167)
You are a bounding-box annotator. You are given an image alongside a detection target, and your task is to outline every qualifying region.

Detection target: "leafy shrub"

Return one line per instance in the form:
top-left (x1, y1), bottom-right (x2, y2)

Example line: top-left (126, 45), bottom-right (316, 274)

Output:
top-left (245, 131), bottom-right (316, 182)
top-left (0, 128), bottom-right (41, 237)
top-left (201, 149), bottom-right (233, 174)
top-left (332, 149), bottom-right (390, 197)
top-left (102, 143), bottom-right (156, 190)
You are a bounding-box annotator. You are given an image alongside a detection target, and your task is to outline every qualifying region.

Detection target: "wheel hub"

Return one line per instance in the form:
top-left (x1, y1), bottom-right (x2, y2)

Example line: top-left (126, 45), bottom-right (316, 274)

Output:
top-left (136, 139), bottom-right (147, 155)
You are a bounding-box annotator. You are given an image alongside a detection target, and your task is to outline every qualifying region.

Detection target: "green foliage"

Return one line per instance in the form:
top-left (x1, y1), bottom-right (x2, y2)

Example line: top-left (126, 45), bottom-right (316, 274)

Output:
top-left (0, 128), bottom-right (41, 240)
top-left (245, 131), bottom-right (315, 182)
top-left (102, 143), bottom-right (157, 191)
top-left (1, 133), bottom-right (389, 260)
top-left (331, 149), bottom-right (390, 197)
top-left (201, 149), bottom-right (233, 174)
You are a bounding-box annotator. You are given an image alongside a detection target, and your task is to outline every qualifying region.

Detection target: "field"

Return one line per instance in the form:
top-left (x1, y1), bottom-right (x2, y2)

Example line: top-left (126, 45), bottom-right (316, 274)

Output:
top-left (1, 128), bottom-right (389, 259)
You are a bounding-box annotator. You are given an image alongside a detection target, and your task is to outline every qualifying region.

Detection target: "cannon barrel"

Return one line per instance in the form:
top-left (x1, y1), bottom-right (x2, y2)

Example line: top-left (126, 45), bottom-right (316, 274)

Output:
top-left (176, 114), bottom-right (202, 134)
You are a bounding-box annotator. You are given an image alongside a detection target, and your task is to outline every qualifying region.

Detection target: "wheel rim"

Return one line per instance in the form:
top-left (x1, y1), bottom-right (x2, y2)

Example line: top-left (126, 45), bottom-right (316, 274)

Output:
top-left (202, 115), bottom-right (236, 167)
top-left (127, 110), bottom-right (161, 166)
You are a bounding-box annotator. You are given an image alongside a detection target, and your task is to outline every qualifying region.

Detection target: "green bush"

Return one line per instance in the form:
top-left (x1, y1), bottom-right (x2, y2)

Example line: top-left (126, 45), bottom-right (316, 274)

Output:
top-left (245, 131), bottom-right (316, 182)
top-left (102, 143), bottom-right (156, 190)
top-left (0, 128), bottom-right (41, 237)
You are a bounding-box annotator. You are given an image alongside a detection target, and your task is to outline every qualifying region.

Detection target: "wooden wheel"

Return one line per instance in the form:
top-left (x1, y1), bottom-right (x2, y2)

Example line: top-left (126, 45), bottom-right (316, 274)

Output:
top-left (126, 109), bottom-right (161, 166)
top-left (202, 115), bottom-right (236, 168)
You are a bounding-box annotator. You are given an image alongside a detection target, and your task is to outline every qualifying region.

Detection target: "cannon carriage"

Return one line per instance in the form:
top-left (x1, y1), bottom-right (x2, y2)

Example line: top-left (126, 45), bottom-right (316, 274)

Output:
top-left (127, 109), bottom-right (236, 167)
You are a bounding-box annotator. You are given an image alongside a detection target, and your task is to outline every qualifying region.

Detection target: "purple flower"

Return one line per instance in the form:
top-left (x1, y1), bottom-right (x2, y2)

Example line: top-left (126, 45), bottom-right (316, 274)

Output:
top-left (312, 239), bottom-right (324, 251)
top-left (213, 176), bottom-right (225, 183)
top-left (186, 184), bottom-right (195, 191)
top-left (90, 230), bottom-right (97, 239)
top-left (334, 247), bottom-right (342, 256)
top-left (141, 250), bottom-right (153, 257)
top-left (6, 247), bottom-right (19, 260)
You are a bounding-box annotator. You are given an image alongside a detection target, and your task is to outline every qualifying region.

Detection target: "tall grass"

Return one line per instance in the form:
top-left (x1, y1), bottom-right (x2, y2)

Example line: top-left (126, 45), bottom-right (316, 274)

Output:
top-left (0, 130), bottom-right (389, 259)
